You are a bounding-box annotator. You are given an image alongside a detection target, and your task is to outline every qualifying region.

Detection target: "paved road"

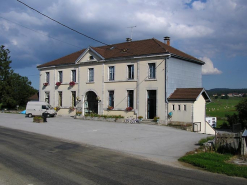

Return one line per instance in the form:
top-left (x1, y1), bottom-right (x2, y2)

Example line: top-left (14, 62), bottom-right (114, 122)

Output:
top-left (0, 113), bottom-right (208, 167)
top-left (0, 127), bottom-right (246, 185)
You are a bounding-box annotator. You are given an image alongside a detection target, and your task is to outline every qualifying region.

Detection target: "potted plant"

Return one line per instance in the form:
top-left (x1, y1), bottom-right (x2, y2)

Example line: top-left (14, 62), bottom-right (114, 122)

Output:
top-left (107, 106), bottom-right (114, 110)
top-left (76, 111), bottom-right (82, 116)
top-left (55, 106), bottom-right (60, 111)
top-left (56, 82), bottom-right (61, 86)
top-left (43, 82), bottom-right (49, 86)
top-left (153, 116), bottom-right (160, 122)
top-left (125, 107), bottom-right (133, 111)
top-left (69, 81), bottom-right (75, 86)
top-left (69, 106), bottom-right (75, 111)
top-left (138, 116), bottom-right (143, 121)
top-left (33, 116), bottom-right (44, 123)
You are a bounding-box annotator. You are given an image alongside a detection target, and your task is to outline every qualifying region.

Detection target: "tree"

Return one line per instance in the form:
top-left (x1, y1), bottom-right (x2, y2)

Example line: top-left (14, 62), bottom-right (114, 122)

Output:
top-left (0, 45), bottom-right (37, 109)
top-left (226, 98), bottom-right (247, 129)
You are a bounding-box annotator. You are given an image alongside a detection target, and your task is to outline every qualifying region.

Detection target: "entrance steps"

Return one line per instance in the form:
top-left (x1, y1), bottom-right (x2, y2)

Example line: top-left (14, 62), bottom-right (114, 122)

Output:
top-left (140, 119), bottom-right (157, 125)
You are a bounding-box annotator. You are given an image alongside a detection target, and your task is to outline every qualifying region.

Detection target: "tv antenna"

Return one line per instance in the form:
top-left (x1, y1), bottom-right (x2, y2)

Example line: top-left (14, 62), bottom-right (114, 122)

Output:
top-left (127, 26), bottom-right (137, 40)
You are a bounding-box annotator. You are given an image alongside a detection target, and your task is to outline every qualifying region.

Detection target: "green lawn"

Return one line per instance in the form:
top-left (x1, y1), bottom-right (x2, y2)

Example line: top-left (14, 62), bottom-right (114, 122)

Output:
top-left (206, 97), bottom-right (242, 127)
top-left (179, 153), bottom-right (247, 178)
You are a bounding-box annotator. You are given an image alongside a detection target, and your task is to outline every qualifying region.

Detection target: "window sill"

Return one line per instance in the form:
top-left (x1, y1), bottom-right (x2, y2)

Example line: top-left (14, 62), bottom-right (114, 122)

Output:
top-left (145, 78), bottom-right (157, 81)
top-left (86, 82), bottom-right (95, 84)
top-left (105, 80), bottom-right (137, 83)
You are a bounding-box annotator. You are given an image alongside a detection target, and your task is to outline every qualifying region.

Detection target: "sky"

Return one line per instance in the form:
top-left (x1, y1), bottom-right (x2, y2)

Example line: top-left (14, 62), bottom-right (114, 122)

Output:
top-left (1, 0), bottom-right (247, 90)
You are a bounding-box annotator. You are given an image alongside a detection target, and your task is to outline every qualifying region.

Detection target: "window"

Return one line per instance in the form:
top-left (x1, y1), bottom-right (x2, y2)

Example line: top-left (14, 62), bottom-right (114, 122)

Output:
top-left (184, 105), bottom-right (186, 111)
top-left (127, 65), bottom-right (134, 79)
top-left (127, 90), bottom-right (134, 108)
top-left (88, 68), bottom-right (94, 82)
top-left (72, 91), bottom-right (76, 107)
top-left (58, 91), bottom-right (62, 107)
top-left (45, 72), bottom-right (50, 83)
top-left (172, 104), bottom-right (175, 111)
top-left (109, 66), bottom-right (115, 81)
top-left (148, 63), bottom-right (156, 79)
top-left (178, 105), bottom-right (181, 111)
top-left (71, 70), bottom-right (76, 82)
top-left (58, 71), bottom-right (63, 83)
top-left (89, 55), bottom-right (94, 60)
top-left (45, 92), bottom-right (50, 104)
top-left (109, 91), bottom-right (114, 107)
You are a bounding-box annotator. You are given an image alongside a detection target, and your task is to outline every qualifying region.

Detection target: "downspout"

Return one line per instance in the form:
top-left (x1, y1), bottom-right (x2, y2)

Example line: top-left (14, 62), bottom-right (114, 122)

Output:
top-left (102, 63), bottom-right (105, 115)
top-left (136, 60), bottom-right (140, 118)
top-left (53, 68), bottom-right (56, 107)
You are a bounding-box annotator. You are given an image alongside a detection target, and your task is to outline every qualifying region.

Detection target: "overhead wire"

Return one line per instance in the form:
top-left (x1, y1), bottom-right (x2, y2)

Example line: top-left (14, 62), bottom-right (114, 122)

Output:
top-left (0, 16), bottom-right (83, 49)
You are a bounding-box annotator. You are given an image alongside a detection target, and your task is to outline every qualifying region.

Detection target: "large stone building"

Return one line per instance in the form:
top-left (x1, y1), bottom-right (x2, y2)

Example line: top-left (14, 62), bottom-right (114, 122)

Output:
top-left (37, 37), bottom-right (205, 124)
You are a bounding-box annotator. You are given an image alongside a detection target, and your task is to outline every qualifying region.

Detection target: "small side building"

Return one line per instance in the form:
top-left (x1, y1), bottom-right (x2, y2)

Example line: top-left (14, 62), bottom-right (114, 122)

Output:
top-left (168, 88), bottom-right (215, 135)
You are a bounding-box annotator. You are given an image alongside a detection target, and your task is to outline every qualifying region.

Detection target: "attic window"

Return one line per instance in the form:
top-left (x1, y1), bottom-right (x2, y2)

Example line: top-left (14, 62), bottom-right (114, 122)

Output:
top-left (89, 55), bottom-right (94, 60)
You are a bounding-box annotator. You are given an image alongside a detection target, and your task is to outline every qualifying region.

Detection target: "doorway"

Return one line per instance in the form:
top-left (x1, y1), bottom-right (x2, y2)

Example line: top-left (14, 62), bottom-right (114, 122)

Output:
top-left (84, 91), bottom-right (98, 114)
top-left (147, 90), bottom-right (156, 119)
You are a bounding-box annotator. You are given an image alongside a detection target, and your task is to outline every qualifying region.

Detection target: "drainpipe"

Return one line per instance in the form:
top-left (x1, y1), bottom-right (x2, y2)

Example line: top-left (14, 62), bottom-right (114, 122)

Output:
top-left (136, 61), bottom-right (140, 118)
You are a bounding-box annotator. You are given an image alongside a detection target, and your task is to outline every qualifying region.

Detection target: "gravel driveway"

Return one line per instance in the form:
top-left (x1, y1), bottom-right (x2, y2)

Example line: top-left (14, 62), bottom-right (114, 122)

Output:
top-left (0, 113), bottom-right (208, 167)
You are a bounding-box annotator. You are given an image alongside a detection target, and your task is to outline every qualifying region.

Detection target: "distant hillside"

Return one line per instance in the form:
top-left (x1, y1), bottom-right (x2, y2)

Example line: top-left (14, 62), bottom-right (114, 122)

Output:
top-left (206, 88), bottom-right (247, 96)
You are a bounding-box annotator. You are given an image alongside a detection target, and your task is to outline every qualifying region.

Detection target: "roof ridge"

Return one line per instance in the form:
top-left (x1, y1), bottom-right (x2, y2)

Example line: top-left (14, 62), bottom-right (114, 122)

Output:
top-left (152, 38), bottom-right (168, 52)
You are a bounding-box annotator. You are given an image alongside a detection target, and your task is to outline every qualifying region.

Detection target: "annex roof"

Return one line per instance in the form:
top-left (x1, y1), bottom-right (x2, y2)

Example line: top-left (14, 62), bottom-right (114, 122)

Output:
top-left (37, 38), bottom-right (204, 68)
top-left (168, 88), bottom-right (211, 102)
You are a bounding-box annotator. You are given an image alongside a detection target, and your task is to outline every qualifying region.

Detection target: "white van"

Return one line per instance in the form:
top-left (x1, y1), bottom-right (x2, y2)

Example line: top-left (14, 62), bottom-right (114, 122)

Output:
top-left (25, 101), bottom-right (56, 118)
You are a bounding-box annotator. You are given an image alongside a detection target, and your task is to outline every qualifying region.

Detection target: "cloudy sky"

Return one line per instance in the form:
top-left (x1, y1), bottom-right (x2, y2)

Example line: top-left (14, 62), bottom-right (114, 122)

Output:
top-left (1, 0), bottom-right (247, 90)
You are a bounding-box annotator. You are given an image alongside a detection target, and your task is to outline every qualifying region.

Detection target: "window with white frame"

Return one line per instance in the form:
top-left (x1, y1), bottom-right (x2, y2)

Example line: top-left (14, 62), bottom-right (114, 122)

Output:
top-left (148, 63), bottom-right (156, 79)
top-left (45, 92), bottom-right (50, 103)
top-left (109, 66), bottom-right (115, 81)
top-left (58, 91), bottom-right (62, 106)
top-left (109, 91), bottom-right (114, 107)
top-left (45, 72), bottom-right (50, 83)
top-left (88, 68), bottom-right (94, 82)
top-left (172, 104), bottom-right (175, 111)
top-left (127, 90), bottom-right (134, 108)
top-left (184, 105), bottom-right (186, 111)
top-left (178, 104), bottom-right (181, 111)
top-left (71, 70), bottom-right (76, 82)
top-left (127, 65), bottom-right (134, 79)
top-left (72, 91), bottom-right (76, 107)
top-left (58, 71), bottom-right (63, 83)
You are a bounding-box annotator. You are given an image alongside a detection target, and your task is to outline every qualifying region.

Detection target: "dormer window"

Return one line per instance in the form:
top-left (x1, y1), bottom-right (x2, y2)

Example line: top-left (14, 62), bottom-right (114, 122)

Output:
top-left (89, 55), bottom-right (94, 60)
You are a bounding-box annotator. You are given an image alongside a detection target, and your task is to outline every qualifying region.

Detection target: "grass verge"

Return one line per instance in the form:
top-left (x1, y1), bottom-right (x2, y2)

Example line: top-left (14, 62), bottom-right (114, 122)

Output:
top-left (179, 153), bottom-right (247, 178)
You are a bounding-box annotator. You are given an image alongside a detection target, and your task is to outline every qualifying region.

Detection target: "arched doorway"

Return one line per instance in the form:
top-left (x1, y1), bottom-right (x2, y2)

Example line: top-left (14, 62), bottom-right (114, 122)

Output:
top-left (84, 91), bottom-right (98, 114)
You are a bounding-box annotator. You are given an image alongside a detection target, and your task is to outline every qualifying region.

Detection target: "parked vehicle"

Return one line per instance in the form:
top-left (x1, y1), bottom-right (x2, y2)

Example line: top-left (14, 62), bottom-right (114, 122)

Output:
top-left (25, 101), bottom-right (56, 118)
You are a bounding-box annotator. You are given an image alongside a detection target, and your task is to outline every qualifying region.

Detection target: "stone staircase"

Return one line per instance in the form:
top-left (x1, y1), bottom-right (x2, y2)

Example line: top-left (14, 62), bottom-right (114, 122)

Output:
top-left (140, 119), bottom-right (157, 125)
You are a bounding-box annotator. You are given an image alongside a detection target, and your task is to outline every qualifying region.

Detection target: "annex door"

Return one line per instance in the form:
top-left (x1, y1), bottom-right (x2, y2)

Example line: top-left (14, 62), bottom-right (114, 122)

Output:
top-left (84, 91), bottom-right (98, 114)
top-left (147, 90), bottom-right (156, 119)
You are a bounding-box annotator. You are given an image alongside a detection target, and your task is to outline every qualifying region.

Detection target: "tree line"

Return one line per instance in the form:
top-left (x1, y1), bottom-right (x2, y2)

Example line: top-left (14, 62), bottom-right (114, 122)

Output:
top-left (0, 45), bottom-right (37, 109)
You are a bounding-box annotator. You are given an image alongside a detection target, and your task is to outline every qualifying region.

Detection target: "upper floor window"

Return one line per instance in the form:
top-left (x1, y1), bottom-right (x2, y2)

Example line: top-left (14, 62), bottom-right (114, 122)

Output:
top-left (109, 66), bottom-right (115, 81)
top-left (184, 105), bottom-right (186, 111)
top-left (178, 105), bottom-right (181, 111)
top-left (89, 55), bottom-right (94, 60)
top-left (88, 68), bottom-right (94, 82)
top-left (148, 63), bottom-right (156, 79)
top-left (127, 90), bottom-right (134, 108)
top-left (109, 91), bottom-right (114, 107)
top-left (58, 71), bottom-right (63, 83)
top-left (127, 65), bottom-right (134, 80)
top-left (45, 72), bottom-right (50, 83)
top-left (172, 104), bottom-right (175, 111)
top-left (71, 70), bottom-right (76, 82)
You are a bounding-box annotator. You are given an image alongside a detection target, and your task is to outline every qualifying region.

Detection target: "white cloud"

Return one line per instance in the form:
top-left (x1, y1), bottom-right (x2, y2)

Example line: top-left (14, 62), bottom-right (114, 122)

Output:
top-left (201, 57), bottom-right (222, 75)
top-left (192, 1), bottom-right (206, 10)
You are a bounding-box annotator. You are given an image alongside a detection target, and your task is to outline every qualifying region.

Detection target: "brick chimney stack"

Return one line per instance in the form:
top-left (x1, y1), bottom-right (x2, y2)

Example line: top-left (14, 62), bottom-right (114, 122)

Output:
top-left (164, 36), bottom-right (170, 46)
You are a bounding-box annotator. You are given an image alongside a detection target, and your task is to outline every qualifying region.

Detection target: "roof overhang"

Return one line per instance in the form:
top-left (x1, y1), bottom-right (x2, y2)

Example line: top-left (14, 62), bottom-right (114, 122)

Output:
top-left (171, 54), bottom-right (205, 65)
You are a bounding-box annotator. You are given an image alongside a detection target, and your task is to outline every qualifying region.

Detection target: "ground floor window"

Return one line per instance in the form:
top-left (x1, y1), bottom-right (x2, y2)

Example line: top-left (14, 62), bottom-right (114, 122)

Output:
top-left (58, 91), bottom-right (62, 106)
top-left (127, 90), bottom-right (134, 108)
top-left (109, 91), bottom-right (114, 107)
top-left (72, 91), bottom-right (76, 107)
top-left (45, 92), bottom-right (50, 104)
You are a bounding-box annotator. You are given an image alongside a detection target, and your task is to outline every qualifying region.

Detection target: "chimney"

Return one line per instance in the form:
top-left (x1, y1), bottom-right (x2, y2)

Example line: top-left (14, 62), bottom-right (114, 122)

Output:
top-left (164, 36), bottom-right (170, 46)
top-left (126, 38), bottom-right (132, 42)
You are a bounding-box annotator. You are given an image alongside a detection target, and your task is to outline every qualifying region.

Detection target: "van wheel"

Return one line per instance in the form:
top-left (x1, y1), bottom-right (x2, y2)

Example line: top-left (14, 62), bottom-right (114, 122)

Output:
top-left (28, 114), bottom-right (32, 118)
